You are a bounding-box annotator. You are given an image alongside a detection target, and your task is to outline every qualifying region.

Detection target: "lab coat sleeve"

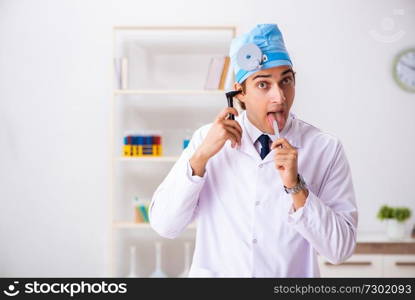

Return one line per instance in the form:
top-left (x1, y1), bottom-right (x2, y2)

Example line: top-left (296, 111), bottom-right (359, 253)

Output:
top-left (286, 140), bottom-right (358, 264)
top-left (149, 126), bottom-right (209, 239)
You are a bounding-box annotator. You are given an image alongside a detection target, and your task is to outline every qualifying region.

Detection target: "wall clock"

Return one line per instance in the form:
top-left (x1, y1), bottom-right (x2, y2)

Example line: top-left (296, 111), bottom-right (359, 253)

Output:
top-left (392, 48), bottom-right (415, 93)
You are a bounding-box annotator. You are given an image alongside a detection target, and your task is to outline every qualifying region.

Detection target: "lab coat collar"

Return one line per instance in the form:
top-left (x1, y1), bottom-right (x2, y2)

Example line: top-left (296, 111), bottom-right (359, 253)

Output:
top-left (236, 110), bottom-right (302, 163)
top-left (243, 113), bottom-right (264, 146)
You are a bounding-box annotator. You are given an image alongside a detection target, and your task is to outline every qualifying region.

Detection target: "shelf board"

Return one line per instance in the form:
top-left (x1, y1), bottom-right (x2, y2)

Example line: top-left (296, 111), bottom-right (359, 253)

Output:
top-left (113, 26), bottom-right (236, 32)
top-left (113, 222), bottom-right (152, 229)
top-left (114, 89), bottom-right (226, 95)
top-left (117, 156), bottom-right (179, 162)
top-left (113, 221), bottom-right (196, 229)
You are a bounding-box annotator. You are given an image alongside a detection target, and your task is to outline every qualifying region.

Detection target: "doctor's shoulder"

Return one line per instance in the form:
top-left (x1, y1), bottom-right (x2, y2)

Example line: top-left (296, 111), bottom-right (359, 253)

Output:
top-left (187, 123), bottom-right (213, 149)
top-left (295, 118), bottom-right (342, 155)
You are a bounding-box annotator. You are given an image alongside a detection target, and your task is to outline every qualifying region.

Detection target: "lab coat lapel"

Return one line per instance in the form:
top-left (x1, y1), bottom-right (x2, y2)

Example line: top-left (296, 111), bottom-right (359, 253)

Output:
top-left (238, 126), bottom-right (261, 161)
top-left (236, 113), bottom-right (262, 161)
top-left (262, 149), bottom-right (276, 164)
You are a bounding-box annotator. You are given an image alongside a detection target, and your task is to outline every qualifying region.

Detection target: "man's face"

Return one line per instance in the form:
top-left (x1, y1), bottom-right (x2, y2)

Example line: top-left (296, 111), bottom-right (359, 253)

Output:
top-left (234, 65), bottom-right (295, 134)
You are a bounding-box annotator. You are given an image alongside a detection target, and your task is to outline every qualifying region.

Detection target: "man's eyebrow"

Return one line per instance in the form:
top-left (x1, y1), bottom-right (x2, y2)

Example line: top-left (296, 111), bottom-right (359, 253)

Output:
top-left (252, 69), bottom-right (295, 81)
top-left (252, 74), bottom-right (272, 81)
top-left (281, 69), bottom-right (295, 77)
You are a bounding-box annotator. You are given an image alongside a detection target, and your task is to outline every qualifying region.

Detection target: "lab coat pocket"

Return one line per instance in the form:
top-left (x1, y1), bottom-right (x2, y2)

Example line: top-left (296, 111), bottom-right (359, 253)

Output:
top-left (188, 267), bottom-right (218, 277)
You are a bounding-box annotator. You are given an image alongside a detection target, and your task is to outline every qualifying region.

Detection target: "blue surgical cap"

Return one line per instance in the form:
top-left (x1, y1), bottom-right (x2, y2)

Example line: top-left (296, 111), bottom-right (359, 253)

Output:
top-left (230, 24), bottom-right (292, 84)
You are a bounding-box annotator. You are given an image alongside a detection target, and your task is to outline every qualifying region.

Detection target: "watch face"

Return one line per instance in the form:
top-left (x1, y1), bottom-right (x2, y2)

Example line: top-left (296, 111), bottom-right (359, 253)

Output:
top-left (393, 48), bottom-right (415, 93)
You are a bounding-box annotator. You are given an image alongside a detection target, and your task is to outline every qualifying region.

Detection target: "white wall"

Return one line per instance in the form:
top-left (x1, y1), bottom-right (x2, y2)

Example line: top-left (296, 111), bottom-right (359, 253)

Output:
top-left (0, 0), bottom-right (414, 276)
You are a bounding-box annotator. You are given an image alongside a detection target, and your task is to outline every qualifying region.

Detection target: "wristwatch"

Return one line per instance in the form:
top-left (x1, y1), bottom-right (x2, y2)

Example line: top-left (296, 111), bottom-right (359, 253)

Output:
top-left (284, 174), bottom-right (307, 194)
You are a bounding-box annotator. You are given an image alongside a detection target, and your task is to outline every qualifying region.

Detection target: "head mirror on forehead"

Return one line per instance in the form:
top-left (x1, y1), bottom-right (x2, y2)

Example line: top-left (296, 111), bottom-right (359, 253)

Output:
top-left (229, 24), bottom-right (293, 84)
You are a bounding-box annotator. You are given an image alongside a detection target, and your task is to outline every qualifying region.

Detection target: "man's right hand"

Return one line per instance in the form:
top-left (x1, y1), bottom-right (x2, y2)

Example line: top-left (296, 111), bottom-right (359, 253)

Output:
top-left (189, 107), bottom-right (243, 177)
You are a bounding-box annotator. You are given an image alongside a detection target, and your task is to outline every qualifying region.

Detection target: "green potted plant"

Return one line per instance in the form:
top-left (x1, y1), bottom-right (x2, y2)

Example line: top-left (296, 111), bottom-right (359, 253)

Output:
top-left (377, 205), bottom-right (412, 240)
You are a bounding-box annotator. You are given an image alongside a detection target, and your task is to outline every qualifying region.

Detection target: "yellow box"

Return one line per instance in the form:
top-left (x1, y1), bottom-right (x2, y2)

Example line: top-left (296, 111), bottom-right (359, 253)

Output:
top-left (152, 145), bottom-right (157, 156)
top-left (132, 145), bottom-right (139, 157)
top-left (123, 145), bottom-right (133, 157)
top-left (155, 145), bottom-right (162, 156)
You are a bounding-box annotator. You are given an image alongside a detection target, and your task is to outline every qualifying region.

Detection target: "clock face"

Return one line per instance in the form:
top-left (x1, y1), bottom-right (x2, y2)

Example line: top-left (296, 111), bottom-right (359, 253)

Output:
top-left (393, 48), bottom-right (415, 93)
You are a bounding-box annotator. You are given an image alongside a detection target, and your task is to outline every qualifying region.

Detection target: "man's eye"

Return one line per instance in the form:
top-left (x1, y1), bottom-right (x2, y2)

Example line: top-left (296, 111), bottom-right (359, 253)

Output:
top-left (281, 77), bottom-right (293, 85)
top-left (257, 81), bottom-right (268, 89)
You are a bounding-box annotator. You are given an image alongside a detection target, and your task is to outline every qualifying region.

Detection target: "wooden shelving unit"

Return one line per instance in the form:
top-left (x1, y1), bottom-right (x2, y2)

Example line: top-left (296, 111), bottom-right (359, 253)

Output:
top-left (110, 26), bottom-right (236, 277)
top-left (113, 221), bottom-right (197, 230)
top-left (117, 156), bottom-right (180, 162)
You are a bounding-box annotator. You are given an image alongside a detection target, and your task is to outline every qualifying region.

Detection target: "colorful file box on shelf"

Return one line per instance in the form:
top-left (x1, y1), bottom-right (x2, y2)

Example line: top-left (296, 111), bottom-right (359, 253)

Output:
top-left (123, 134), bottom-right (162, 157)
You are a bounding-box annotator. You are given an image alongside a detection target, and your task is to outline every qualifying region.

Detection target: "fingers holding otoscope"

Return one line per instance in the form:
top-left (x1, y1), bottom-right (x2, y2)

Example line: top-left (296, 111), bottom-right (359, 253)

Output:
top-left (225, 90), bottom-right (242, 120)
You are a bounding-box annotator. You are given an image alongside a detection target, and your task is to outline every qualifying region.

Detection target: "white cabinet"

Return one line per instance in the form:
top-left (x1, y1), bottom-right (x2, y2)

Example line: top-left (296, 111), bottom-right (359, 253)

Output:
top-left (319, 255), bottom-right (383, 277)
top-left (383, 255), bottom-right (415, 277)
top-left (319, 254), bottom-right (415, 277)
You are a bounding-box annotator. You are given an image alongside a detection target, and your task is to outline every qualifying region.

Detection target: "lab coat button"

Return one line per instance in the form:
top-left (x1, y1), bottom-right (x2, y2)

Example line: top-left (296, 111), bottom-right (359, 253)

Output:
top-left (258, 164), bottom-right (263, 168)
top-left (255, 201), bottom-right (260, 206)
top-left (252, 239), bottom-right (257, 244)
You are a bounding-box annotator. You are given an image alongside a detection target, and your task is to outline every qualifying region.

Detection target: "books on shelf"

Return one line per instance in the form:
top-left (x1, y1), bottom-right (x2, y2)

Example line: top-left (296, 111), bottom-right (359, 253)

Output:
top-left (219, 56), bottom-right (230, 90)
top-left (114, 57), bottom-right (128, 89)
top-left (123, 134), bottom-right (163, 157)
top-left (121, 58), bottom-right (128, 89)
top-left (224, 63), bottom-right (234, 91)
top-left (204, 56), bottom-right (231, 90)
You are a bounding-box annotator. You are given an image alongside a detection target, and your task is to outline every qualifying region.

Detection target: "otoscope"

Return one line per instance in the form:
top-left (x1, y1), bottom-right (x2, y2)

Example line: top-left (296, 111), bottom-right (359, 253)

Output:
top-left (225, 90), bottom-right (242, 120)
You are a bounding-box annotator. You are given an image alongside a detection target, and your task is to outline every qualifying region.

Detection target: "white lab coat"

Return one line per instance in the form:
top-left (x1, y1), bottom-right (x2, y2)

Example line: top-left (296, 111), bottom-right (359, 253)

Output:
top-left (149, 111), bottom-right (358, 277)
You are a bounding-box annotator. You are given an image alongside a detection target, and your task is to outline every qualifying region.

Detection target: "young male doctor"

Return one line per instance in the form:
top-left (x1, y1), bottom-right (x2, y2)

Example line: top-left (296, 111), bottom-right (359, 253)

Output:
top-left (149, 24), bottom-right (358, 277)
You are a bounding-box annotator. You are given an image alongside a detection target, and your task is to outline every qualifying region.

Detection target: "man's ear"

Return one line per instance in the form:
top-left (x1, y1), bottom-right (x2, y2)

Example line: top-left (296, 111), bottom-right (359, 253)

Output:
top-left (233, 82), bottom-right (245, 102)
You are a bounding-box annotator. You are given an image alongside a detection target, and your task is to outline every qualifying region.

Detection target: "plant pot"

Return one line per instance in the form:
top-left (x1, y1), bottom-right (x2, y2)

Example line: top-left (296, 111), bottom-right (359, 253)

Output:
top-left (386, 219), bottom-right (406, 240)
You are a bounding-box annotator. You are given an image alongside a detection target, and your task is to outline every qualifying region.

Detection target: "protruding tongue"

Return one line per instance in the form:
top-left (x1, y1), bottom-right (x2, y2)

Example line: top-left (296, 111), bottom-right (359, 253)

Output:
top-left (267, 113), bottom-right (276, 134)
top-left (268, 113), bottom-right (285, 135)
top-left (276, 112), bottom-right (284, 129)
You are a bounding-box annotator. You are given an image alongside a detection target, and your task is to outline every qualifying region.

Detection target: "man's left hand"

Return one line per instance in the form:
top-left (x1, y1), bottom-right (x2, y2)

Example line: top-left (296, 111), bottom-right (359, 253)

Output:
top-left (271, 138), bottom-right (298, 188)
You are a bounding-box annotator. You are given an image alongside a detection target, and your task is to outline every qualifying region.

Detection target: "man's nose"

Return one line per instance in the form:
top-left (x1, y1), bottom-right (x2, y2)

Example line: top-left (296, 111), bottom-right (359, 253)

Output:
top-left (269, 85), bottom-right (286, 104)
